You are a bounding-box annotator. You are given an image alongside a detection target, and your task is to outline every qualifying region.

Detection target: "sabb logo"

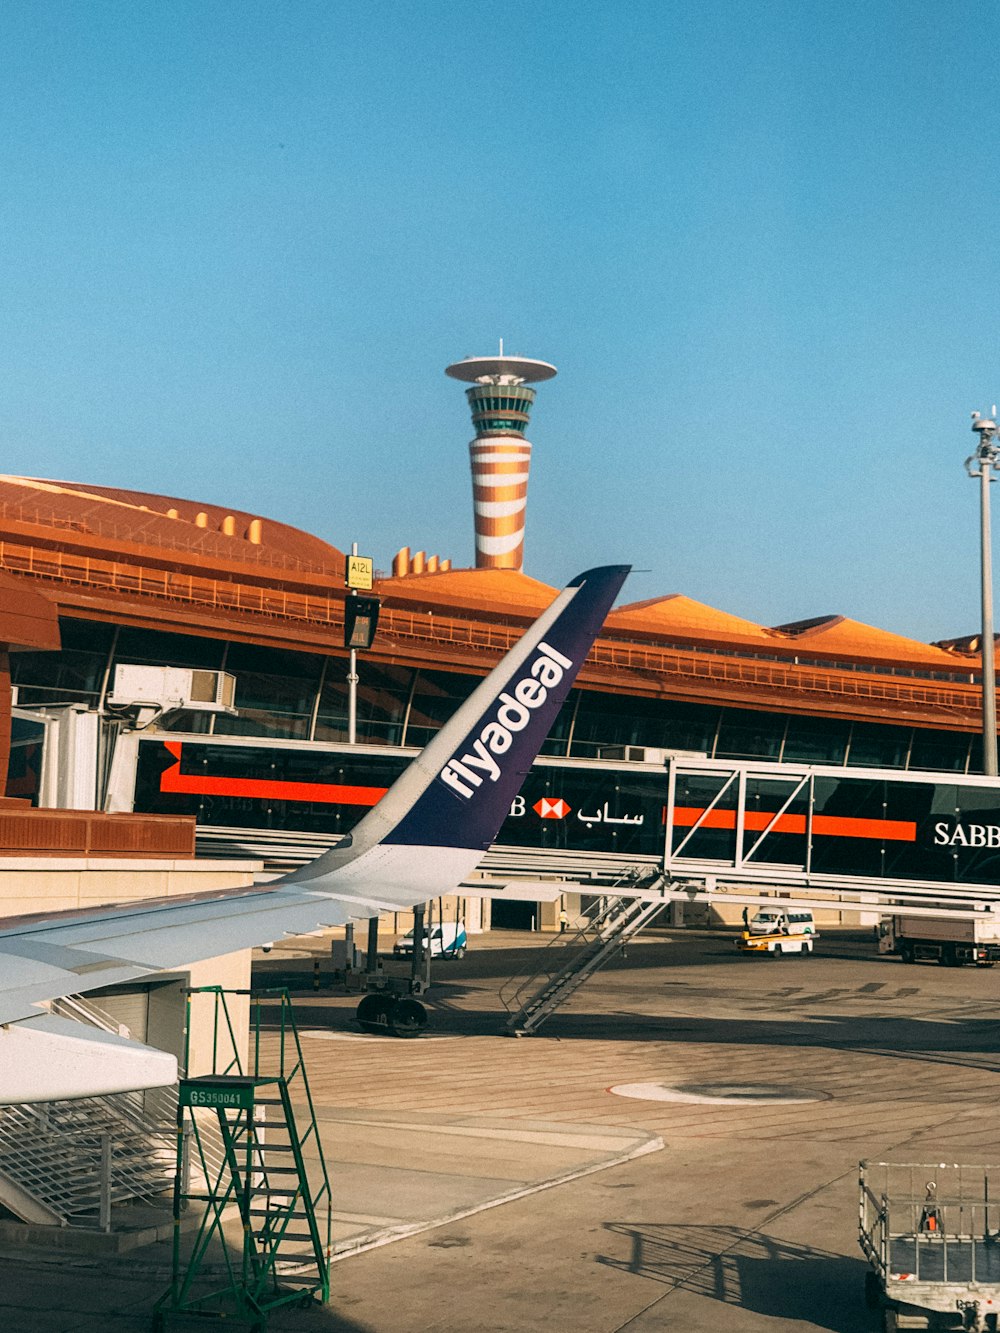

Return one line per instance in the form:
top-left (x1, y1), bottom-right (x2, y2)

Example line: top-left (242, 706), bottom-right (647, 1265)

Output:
top-left (439, 642), bottom-right (573, 801)
top-left (933, 821), bottom-right (1000, 848)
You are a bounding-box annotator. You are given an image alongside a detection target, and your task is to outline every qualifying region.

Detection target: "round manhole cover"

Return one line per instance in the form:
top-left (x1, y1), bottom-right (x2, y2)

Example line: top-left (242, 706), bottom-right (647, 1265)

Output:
top-left (609, 1081), bottom-right (829, 1105)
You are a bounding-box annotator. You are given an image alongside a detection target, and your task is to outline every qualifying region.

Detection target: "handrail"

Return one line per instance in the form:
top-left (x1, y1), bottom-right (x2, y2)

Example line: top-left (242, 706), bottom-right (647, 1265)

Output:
top-left (0, 536), bottom-right (988, 721)
top-left (0, 498), bottom-right (336, 575)
top-left (498, 867), bottom-right (655, 1016)
top-left (181, 986), bottom-right (333, 1276)
top-left (0, 1098), bottom-right (176, 1226)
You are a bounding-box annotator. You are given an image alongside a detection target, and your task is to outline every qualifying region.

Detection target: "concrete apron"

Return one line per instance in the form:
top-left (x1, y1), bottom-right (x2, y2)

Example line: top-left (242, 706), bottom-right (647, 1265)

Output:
top-left (0, 1107), bottom-right (662, 1269)
top-left (314, 1107), bottom-right (663, 1263)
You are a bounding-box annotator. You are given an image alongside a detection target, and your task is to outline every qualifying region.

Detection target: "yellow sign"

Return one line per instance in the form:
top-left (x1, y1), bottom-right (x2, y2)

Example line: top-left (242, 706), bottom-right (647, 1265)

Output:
top-left (346, 555), bottom-right (374, 591)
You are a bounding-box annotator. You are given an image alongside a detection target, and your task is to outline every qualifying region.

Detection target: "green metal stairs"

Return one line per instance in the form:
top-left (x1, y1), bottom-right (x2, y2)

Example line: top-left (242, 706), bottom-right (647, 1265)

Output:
top-left (152, 987), bottom-right (332, 1332)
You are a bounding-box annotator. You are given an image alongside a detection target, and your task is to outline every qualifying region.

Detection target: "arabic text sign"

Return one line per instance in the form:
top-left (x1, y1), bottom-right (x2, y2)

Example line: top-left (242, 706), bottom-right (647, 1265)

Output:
top-left (346, 555), bottom-right (374, 591)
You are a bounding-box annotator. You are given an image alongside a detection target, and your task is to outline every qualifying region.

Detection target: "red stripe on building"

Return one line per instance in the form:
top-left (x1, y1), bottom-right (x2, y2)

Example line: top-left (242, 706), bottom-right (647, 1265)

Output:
top-left (672, 806), bottom-right (916, 842)
top-left (158, 742), bottom-right (388, 807)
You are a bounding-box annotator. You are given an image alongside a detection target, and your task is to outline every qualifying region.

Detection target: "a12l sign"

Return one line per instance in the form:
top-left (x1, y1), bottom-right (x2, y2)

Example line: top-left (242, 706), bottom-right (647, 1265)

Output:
top-left (346, 555), bottom-right (374, 591)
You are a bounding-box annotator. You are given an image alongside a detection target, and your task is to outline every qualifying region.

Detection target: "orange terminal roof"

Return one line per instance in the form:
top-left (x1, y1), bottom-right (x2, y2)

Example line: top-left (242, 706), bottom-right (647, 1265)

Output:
top-left (0, 475), bottom-right (974, 684)
top-left (7, 477), bottom-right (345, 573)
top-left (607, 594), bottom-right (776, 646)
top-left (772, 614), bottom-right (959, 669)
top-left (377, 567), bottom-right (558, 618)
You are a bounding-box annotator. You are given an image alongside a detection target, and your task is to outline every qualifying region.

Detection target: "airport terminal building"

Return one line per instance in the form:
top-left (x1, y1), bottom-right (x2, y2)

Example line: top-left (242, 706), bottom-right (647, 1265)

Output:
top-left (4, 352), bottom-right (997, 1236)
top-left (0, 471), bottom-right (992, 929)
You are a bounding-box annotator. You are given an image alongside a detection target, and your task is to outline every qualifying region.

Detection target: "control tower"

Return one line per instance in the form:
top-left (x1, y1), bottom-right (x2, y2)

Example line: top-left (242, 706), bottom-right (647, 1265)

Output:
top-left (445, 346), bottom-right (557, 571)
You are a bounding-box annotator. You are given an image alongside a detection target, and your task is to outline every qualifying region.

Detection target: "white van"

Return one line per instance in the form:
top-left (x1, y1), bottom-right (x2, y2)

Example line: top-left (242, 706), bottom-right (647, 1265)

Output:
top-left (741, 908), bottom-right (817, 956)
top-left (749, 909), bottom-right (815, 937)
top-left (392, 921), bottom-right (467, 959)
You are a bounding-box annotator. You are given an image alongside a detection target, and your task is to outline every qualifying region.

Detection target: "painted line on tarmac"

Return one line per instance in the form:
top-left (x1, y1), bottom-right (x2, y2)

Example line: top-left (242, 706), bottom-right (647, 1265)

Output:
top-left (609, 1081), bottom-right (828, 1105)
top-left (301, 1029), bottom-right (457, 1043)
top-left (319, 1129), bottom-right (664, 1264)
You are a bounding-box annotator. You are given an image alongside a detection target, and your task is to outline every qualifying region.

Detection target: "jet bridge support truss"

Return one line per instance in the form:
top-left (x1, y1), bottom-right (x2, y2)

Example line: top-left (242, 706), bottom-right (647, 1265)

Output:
top-left (660, 755), bottom-right (1000, 917)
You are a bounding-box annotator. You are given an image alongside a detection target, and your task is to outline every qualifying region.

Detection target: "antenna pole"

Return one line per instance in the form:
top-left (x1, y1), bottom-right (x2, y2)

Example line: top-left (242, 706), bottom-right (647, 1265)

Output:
top-left (968, 413), bottom-right (1000, 775)
top-left (348, 541), bottom-right (358, 745)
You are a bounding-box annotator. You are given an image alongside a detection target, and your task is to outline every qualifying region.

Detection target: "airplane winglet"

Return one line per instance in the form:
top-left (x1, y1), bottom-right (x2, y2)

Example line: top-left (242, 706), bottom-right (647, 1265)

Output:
top-left (0, 565), bottom-right (630, 1097)
top-left (286, 565), bottom-right (630, 878)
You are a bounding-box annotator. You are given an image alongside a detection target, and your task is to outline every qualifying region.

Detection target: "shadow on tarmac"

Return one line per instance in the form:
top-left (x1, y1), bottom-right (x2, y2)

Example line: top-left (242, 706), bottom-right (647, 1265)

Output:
top-left (597, 1223), bottom-right (878, 1331)
top-left (269, 991), bottom-right (1000, 1085)
top-left (0, 1247), bottom-right (379, 1333)
top-left (253, 934), bottom-right (1000, 1079)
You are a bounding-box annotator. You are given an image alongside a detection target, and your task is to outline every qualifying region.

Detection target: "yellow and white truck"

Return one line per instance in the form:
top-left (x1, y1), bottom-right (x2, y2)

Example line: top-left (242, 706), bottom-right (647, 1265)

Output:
top-left (737, 908), bottom-right (817, 957)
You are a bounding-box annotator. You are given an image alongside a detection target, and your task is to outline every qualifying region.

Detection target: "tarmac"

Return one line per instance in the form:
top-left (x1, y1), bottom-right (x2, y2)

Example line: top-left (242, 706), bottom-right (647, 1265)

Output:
top-left (3, 927), bottom-right (1000, 1331)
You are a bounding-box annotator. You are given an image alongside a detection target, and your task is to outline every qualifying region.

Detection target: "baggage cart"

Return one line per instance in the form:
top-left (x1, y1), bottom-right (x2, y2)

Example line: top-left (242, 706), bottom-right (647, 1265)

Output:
top-left (860, 1161), bottom-right (1000, 1330)
top-left (736, 928), bottom-right (816, 956)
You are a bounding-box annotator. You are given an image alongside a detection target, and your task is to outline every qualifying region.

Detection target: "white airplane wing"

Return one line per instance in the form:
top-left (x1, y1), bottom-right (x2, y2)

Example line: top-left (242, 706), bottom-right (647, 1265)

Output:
top-left (0, 565), bottom-right (630, 1101)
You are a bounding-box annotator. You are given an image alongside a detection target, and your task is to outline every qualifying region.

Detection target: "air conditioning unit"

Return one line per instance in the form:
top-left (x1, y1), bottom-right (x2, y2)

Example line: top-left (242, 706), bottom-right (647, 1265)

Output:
top-left (598, 746), bottom-right (707, 765)
top-left (108, 665), bottom-right (237, 715)
top-left (599, 746), bottom-right (667, 764)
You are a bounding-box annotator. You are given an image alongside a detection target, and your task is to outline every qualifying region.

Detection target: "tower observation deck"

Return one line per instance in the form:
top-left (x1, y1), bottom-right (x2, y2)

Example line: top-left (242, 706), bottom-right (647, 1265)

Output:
top-left (445, 347), bottom-right (557, 571)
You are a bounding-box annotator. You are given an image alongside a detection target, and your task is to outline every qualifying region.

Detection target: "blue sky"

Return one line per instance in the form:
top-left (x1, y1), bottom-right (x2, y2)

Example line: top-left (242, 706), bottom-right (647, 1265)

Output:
top-left (0, 1), bottom-right (998, 642)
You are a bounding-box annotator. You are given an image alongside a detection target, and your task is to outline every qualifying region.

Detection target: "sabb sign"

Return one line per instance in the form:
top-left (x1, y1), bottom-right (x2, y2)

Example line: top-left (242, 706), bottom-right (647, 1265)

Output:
top-left (346, 554), bottom-right (374, 591)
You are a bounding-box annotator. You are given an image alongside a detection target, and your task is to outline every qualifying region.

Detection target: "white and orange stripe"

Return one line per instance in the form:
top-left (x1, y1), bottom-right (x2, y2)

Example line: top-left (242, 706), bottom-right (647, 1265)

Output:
top-left (469, 438), bottom-right (532, 569)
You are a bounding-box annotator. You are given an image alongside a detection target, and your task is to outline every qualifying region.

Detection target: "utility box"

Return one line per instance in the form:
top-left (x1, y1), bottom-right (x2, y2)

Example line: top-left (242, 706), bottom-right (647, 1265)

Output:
top-left (108, 665), bottom-right (237, 714)
top-left (598, 746), bottom-right (705, 764)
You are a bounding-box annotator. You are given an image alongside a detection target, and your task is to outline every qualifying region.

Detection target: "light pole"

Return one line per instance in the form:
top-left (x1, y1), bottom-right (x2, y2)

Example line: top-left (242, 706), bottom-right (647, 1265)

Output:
top-left (967, 411), bottom-right (1000, 775)
top-left (343, 543), bottom-right (380, 745)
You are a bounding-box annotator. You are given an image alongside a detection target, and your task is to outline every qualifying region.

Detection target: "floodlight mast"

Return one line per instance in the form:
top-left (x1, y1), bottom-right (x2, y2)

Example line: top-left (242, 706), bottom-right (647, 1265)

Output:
top-left (967, 411), bottom-right (1000, 775)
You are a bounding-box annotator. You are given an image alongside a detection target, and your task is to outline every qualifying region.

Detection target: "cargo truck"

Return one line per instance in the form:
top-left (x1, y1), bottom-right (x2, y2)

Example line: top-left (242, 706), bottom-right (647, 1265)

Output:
top-left (878, 914), bottom-right (1000, 967)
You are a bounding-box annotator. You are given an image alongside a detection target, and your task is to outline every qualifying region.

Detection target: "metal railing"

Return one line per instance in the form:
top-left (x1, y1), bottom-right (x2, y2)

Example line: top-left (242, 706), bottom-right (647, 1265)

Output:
top-left (0, 1095), bottom-right (176, 1230)
top-left (0, 496), bottom-right (335, 575)
top-left (860, 1160), bottom-right (1000, 1290)
top-left (0, 535), bottom-right (987, 722)
top-left (499, 871), bottom-right (667, 1035)
top-left (0, 994), bottom-right (221, 1231)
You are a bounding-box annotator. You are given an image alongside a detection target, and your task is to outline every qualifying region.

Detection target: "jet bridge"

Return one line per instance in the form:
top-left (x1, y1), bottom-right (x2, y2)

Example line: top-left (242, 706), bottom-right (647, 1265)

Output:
top-left (499, 756), bottom-right (1000, 1035)
top-left (658, 755), bottom-right (1000, 917)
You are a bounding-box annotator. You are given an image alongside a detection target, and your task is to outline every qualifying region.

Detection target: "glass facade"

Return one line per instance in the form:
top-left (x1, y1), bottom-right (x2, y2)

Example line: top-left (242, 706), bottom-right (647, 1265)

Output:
top-left (473, 418), bottom-right (528, 435)
top-left (11, 618), bottom-right (116, 708)
top-left (7, 615), bottom-right (985, 778)
top-left (466, 384), bottom-right (535, 437)
top-left (668, 764), bottom-right (1000, 888)
top-left (214, 643), bottom-right (324, 741)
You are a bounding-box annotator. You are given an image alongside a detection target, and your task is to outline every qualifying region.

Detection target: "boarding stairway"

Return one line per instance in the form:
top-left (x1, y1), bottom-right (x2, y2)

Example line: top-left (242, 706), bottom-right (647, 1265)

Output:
top-left (499, 872), bottom-right (667, 1036)
top-left (0, 995), bottom-right (179, 1229)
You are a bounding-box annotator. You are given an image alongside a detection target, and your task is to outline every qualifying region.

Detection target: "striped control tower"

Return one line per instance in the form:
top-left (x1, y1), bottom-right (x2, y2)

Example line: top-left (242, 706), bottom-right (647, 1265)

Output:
top-left (446, 345), bottom-right (557, 570)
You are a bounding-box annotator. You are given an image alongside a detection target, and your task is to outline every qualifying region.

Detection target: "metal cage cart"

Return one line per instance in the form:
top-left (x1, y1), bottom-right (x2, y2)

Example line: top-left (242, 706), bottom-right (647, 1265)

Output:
top-left (860, 1161), bottom-right (1000, 1330)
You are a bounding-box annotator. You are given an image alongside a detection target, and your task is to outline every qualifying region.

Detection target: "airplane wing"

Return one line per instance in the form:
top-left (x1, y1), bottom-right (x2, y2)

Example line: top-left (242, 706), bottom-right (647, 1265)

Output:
top-left (0, 565), bottom-right (630, 1101)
